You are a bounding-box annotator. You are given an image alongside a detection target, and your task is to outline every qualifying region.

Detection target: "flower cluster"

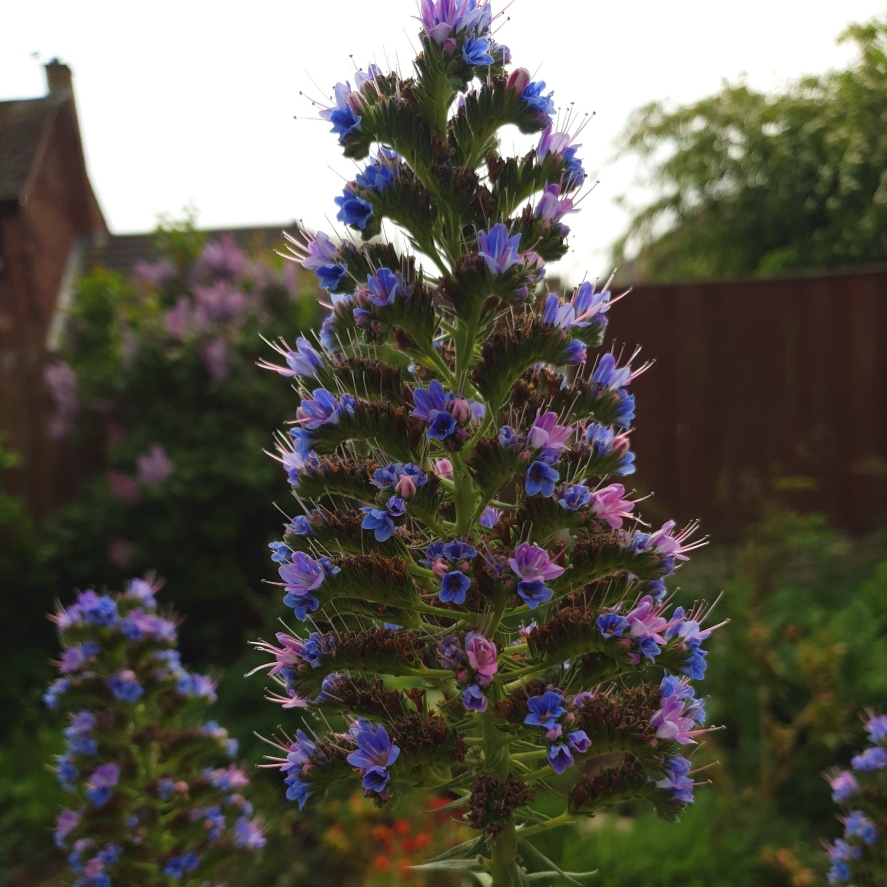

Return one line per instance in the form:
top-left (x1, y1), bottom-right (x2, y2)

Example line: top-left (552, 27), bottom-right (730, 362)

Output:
top-left (256, 4), bottom-right (716, 883)
top-left (48, 579), bottom-right (264, 886)
top-left (825, 712), bottom-right (887, 885)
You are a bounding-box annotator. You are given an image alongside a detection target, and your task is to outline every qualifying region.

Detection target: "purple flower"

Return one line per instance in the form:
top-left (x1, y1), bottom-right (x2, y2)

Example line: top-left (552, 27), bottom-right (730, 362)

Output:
top-left (477, 224), bottom-right (522, 275)
top-left (479, 506), bottom-right (500, 528)
top-left (419, 0), bottom-right (492, 43)
top-left (234, 816), bottom-right (266, 850)
top-left (866, 713), bottom-right (887, 742)
top-left (136, 444), bottom-right (174, 486)
top-left (412, 380), bottom-right (453, 421)
top-left (655, 756), bottom-right (694, 804)
top-left (259, 336), bottom-right (325, 378)
top-left (536, 184), bottom-right (575, 225)
top-left (596, 613), bottom-right (629, 638)
top-left (440, 571), bottom-right (471, 604)
top-left (200, 337), bottom-right (230, 383)
top-left (589, 484), bottom-right (635, 529)
top-left (538, 128), bottom-right (584, 185)
top-left (335, 190), bottom-right (374, 229)
top-left (319, 82), bottom-right (362, 141)
top-left (547, 744), bottom-right (574, 774)
top-left (527, 411), bottom-right (573, 453)
top-left (525, 690), bottom-right (565, 729)
top-left (827, 770), bottom-right (859, 803)
top-left (347, 719), bottom-right (399, 793)
top-left (525, 460), bottom-right (559, 497)
top-left (462, 683), bottom-right (488, 712)
top-left (297, 389), bottom-right (355, 429)
top-left (279, 553), bottom-right (328, 600)
top-left (509, 543), bottom-right (565, 583)
top-left (593, 353), bottom-right (632, 391)
top-left (566, 730), bottom-right (591, 754)
top-left (465, 632), bottom-right (498, 685)
top-left (86, 763), bottom-right (120, 808)
top-left (366, 268), bottom-right (409, 307)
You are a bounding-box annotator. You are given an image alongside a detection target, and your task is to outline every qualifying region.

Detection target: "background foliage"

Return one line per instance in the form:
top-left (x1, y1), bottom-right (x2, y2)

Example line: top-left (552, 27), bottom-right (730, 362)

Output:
top-left (613, 16), bottom-right (887, 281)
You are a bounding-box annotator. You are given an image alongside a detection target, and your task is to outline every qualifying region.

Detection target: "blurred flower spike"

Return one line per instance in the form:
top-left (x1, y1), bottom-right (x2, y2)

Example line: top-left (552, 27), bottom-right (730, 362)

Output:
top-left (47, 578), bottom-right (264, 885)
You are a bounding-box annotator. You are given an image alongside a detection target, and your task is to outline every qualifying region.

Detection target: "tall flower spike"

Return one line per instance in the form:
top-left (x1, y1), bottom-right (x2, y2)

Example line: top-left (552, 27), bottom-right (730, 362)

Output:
top-left (255, 5), bottom-right (714, 884)
top-left (49, 580), bottom-right (264, 885)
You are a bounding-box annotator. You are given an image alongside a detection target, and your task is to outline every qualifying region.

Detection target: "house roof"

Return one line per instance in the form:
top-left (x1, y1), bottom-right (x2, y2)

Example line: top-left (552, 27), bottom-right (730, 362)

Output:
top-left (81, 226), bottom-right (298, 277)
top-left (0, 96), bottom-right (65, 203)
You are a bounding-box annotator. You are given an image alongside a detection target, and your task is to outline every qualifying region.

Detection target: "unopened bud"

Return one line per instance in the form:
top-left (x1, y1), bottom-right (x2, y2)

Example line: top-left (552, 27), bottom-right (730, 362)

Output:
top-left (395, 474), bottom-right (417, 498)
top-left (507, 67), bottom-right (531, 93)
top-left (449, 398), bottom-right (471, 424)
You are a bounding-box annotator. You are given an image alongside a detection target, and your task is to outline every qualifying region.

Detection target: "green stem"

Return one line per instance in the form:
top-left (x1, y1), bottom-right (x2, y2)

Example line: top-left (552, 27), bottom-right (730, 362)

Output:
top-left (491, 820), bottom-right (517, 887)
top-left (452, 454), bottom-right (477, 536)
top-left (516, 811), bottom-right (574, 839)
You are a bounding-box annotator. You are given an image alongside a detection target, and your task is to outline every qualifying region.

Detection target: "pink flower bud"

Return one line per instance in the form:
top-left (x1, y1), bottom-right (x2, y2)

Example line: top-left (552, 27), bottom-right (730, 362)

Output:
top-left (432, 558), bottom-right (449, 579)
top-left (545, 725), bottom-right (563, 742)
top-left (395, 474), bottom-right (417, 498)
top-left (449, 398), bottom-right (471, 424)
top-left (507, 67), bottom-right (531, 93)
top-left (434, 458), bottom-right (453, 478)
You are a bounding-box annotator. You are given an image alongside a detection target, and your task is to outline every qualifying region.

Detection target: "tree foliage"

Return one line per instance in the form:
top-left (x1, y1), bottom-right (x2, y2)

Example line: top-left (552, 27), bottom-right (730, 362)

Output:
top-left (613, 17), bottom-right (887, 281)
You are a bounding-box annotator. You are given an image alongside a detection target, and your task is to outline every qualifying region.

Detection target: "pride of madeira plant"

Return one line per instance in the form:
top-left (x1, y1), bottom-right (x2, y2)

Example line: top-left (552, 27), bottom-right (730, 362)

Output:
top-left (47, 579), bottom-right (265, 886)
top-left (254, 2), bottom-right (717, 883)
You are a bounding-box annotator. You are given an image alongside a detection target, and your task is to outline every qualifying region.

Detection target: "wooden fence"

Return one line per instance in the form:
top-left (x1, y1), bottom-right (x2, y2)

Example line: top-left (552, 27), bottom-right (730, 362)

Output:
top-left (606, 269), bottom-right (887, 540)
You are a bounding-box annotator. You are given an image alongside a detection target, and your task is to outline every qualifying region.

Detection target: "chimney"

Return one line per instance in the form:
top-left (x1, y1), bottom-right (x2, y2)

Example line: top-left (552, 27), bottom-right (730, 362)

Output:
top-left (45, 59), bottom-right (73, 98)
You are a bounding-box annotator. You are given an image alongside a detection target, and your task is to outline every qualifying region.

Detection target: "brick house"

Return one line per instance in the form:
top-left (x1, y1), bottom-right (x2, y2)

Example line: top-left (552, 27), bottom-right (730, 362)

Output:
top-left (0, 60), bottom-right (107, 516)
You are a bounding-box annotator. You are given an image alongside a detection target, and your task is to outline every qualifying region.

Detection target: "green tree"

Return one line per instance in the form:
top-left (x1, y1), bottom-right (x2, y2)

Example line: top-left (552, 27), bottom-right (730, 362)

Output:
top-left (613, 16), bottom-right (887, 281)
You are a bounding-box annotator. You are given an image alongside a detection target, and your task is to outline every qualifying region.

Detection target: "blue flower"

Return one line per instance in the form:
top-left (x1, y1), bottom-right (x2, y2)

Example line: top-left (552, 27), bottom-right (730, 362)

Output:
top-left (463, 683), bottom-right (488, 712)
top-left (289, 516), bottom-right (314, 536)
top-left (525, 461), bottom-right (559, 497)
top-left (319, 82), bottom-right (362, 141)
top-left (566, 730), bottom-right (591, 753)
top-left (462, 34), bottom-right (495, 66)
top-left (520, 80), bottom-right (555, 122)
top-left (44, 678), bottom-right (70, 710)
top-left (284, 593), bottom-right (320, 621)
top-left (440, 571), bottom-right (471, 604)
top-left (361, 507), bottom-right (396, 542)
top-left (477, 224), bottom-right (522, 275)
top-left (355, 159), bottom-right (397, 193)
top-left (827, 860), bottom-right (851, 885)
top-left (286, 776), bottom-right (310, 809)
top-left (547, 744), bottom-right (574, 774)
top-left (108, 673), bottom-right (144, 703)
top-left (412, 379), bottom-right (452, 420)
top-left (557, 484), bottom-right (591, 511)
top-left (316, 262), bottom-right (349, 291)
top-left (366, 268), bottom-right (409, 307)
top-left (851, 745), bottom-right (887, 771)
top-left (335, 190), bottom-right (374, 229)
top-left (596, 613), bottom-right (629, 638)
top-left (347, 719), bottom-right (399, 794)
top-left (516, 579), bottom-right (553, 609)
top-left (525, 691), bottom-right (565, 729)
top-left (163, 852), bottom-right (200, 879)
top-left (845, 811), bottom-right (877, 844)
top-left (269, 541), bottom-right (293, 563)
top-left (428, 411), bottom-right (457, 441)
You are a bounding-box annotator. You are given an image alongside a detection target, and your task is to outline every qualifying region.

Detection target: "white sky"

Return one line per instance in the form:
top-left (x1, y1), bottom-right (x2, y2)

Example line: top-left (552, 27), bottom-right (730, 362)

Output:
top-left (2, 0), bottom-right (884, 284)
